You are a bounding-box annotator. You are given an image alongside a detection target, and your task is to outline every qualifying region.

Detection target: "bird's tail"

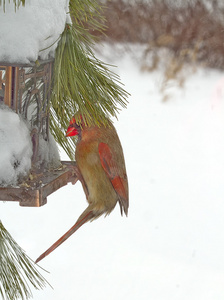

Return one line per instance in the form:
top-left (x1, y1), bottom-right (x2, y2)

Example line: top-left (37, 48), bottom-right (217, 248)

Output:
top-left (35, 207), bottom-right (95, 264)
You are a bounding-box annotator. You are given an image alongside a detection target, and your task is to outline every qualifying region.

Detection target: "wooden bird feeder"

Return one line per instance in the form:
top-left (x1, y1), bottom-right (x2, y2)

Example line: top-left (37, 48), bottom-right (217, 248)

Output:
top-left (0, 60), bottom-right (77, 207)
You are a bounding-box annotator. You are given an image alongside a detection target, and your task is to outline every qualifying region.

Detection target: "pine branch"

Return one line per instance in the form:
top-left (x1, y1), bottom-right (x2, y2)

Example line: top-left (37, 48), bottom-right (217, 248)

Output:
top-left (50, 0), bottom-right (129, 159)
top-left (0, 221), bottom-right (50, 300)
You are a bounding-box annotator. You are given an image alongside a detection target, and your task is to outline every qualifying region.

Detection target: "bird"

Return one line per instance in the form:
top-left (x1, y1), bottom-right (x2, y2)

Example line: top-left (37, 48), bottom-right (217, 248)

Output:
top-left (35, 115), bottom-right (128, 263)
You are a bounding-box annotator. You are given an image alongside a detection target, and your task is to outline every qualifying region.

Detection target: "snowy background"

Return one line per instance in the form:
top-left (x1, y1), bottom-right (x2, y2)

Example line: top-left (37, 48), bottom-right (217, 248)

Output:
top-left (1, 43), bottom-right (224, 299)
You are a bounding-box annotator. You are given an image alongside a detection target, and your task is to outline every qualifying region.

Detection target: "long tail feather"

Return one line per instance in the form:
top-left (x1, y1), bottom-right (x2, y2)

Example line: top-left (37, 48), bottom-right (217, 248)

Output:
top-left (35, 209), bottom-right (95, 263)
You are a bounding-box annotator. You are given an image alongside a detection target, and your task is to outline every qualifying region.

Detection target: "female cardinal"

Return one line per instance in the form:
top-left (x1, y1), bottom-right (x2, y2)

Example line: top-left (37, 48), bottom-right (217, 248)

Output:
top-left (35, 116), bottom-right (128, 263)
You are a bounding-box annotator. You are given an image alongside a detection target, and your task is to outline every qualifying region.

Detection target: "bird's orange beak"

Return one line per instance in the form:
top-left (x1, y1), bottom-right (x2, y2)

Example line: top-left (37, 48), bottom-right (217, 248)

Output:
top-left (66, 125), bottom-right (78, 137)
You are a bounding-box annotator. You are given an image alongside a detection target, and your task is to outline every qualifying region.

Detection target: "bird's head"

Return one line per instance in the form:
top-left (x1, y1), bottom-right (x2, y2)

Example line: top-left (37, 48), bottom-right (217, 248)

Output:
top-left (66, 113), bottom-right (109, 137)
top-left (65, 115), bottom-right (84, 137)
top-left (66, 117), bottom-right (78, 137)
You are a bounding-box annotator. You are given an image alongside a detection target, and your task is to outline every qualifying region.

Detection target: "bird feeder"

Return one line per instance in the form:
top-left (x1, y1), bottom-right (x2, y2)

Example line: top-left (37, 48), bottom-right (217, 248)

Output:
top-left (0, 60), bottom-right (77, 207)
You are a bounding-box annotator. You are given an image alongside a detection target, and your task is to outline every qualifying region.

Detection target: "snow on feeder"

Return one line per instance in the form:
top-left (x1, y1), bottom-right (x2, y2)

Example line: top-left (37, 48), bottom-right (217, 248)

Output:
top-left (0, 1), bottom-right (79, 207)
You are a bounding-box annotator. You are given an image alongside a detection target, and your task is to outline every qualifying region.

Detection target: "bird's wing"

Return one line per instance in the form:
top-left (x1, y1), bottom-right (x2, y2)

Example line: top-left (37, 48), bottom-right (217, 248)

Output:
top-left (98, 142), bottom-right (128, 215)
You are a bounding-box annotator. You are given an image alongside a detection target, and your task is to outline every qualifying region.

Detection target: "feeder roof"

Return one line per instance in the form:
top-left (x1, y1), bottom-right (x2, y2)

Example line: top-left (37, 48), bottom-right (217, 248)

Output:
top-left (0, 0), bottom-right (70, 64)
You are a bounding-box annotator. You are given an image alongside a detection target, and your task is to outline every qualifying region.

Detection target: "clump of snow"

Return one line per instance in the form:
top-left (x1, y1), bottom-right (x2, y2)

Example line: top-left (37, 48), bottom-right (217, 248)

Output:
top-left (0, 103), bottom-right (61, 186)
top-left (0, 0), bottom-right (70, 63)
top-left (0, 105), bottom-right (32, 186)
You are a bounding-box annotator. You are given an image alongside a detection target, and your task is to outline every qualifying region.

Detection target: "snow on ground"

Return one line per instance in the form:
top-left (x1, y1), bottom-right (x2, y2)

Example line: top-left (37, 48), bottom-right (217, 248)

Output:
top-left (0, 0), bottom-right (69, 63)
top-left (1, 44), bottom-right (224, 299)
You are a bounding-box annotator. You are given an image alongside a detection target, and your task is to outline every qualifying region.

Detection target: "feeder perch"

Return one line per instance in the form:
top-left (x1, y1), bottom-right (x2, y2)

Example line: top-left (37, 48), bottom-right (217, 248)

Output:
top-left (0, 60), bottom-right (77, 207)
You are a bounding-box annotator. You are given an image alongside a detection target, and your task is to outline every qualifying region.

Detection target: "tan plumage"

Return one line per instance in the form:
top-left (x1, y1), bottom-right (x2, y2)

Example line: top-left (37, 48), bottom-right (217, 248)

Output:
top-left (35, 116), bottom-right (128, 263)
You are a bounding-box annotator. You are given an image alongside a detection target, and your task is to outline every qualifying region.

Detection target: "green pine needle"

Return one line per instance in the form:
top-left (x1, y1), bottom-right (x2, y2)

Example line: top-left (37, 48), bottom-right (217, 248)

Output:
top-left (50, 19), bottom-right (129, 159)
top-left (0, 221), bottom-right (50, 300)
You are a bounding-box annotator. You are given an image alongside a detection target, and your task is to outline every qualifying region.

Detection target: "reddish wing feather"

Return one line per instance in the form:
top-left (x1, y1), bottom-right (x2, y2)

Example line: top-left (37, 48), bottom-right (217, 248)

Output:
top-left (98, 142), bottom-right (128, 202)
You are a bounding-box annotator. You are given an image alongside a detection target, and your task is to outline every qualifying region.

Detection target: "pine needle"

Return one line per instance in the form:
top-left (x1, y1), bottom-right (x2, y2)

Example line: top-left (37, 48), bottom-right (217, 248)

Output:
top-left (50, 0), bottom-right (129, 159)
top-left (0, 221), bottom-right (50, 300)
